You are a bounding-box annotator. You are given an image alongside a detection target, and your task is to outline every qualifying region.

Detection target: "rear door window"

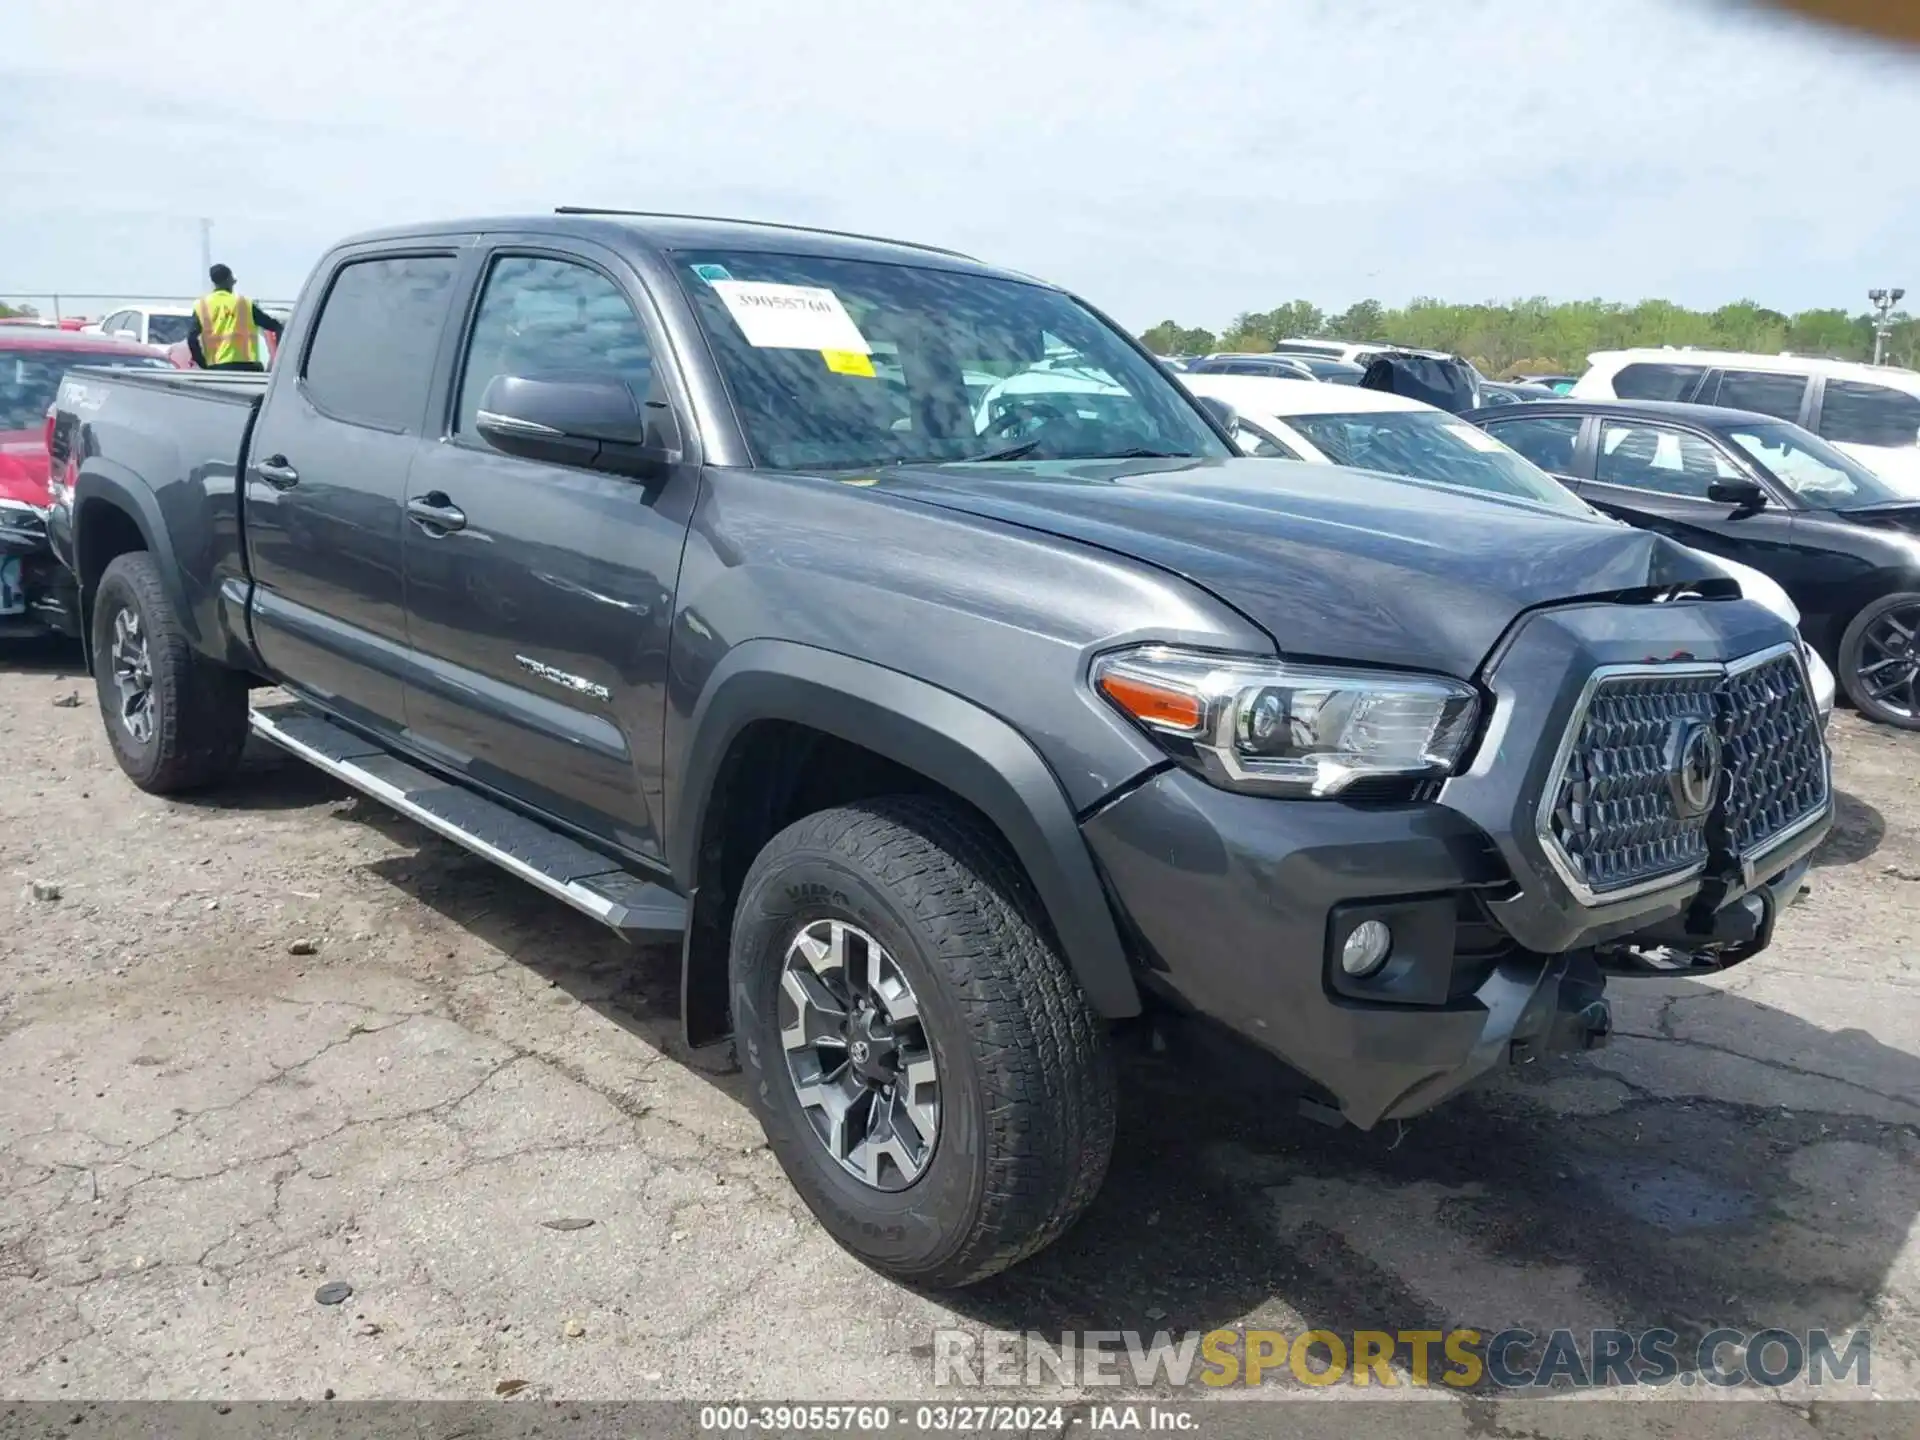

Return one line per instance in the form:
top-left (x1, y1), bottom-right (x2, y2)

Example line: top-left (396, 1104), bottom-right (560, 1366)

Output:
top-left (1818, 379), bottom-right (1920, 448)
top-left (302, 254), bottom-right (459, 432)
top-left (1707, 369), bottom-right (1808, 422)
top-left (1610, 362), bottom-right (1706, 402)
top-left (1481, 414), bottom-right (1582, 475)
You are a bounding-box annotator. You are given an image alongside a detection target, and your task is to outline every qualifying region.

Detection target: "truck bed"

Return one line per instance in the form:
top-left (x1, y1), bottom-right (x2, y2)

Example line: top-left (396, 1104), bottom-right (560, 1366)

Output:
top-left (65, 364), bottom-right (271, 403)
top-left (54, 364), bottom-right (267, 671)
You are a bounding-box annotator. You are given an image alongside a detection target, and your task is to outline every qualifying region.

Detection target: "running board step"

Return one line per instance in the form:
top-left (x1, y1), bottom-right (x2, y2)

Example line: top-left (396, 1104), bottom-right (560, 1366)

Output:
top-left (249, 703), bottom-right (687, 941)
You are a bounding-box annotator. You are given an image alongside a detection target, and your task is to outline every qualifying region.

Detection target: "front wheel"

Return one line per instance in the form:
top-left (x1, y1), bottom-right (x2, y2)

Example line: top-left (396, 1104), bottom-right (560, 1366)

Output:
top-left (1838, 590), bottom-right (1920, 730)
top-left (730, 797), bottom-right (1116, 1287)
top-left (91, 551), bottom-right (249, 792)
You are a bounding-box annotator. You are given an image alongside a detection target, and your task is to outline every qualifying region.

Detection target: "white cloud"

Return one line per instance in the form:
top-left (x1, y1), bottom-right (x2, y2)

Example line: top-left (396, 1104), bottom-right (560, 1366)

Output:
top-left (6, 0), bottom-right (1918, 325)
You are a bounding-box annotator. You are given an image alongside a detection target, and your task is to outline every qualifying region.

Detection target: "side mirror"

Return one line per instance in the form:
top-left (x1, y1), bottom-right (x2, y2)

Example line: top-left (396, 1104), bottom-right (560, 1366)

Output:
top-left (1197, 395), bottom-right (1239, 434)
top-left (475, 374), bottom-right (680, 475)
top-left (1707, 477), bottom-right (1767, 511)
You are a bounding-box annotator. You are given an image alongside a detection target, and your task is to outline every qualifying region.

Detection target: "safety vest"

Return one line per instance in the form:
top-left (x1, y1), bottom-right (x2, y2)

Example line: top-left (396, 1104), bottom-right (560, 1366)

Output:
top-left (194, 288), bottom-right (260, 366)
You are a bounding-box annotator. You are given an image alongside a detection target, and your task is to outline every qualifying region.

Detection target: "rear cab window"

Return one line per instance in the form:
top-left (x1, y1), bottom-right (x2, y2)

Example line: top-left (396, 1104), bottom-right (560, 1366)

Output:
top-left (301, 253), bottom-right (460, 432)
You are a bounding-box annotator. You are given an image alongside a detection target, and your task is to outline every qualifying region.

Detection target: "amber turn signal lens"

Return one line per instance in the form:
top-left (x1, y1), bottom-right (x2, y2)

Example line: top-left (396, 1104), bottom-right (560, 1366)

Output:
top-left (1097, 670), bottom-right (1205, 734)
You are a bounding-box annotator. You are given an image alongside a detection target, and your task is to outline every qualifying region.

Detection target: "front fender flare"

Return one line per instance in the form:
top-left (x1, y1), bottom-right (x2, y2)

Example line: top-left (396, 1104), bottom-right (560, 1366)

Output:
top-left (671, 640), bottom-right (1142, 1018)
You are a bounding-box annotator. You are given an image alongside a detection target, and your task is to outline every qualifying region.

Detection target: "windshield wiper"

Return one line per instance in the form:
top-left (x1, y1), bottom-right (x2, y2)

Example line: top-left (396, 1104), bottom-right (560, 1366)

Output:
top-left (1089, 448), bottom-right (1194, 460)
top-left (957, 439), bottom-right (1043, 463)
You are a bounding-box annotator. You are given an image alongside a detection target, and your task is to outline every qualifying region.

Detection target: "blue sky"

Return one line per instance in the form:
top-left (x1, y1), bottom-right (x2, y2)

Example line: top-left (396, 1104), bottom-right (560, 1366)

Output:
top-left (5, 0), bottom-right (1917, 328)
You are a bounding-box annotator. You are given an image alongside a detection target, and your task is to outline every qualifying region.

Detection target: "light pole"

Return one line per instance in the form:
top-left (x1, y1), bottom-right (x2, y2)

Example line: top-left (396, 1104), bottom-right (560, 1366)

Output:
top-left (1869, 286), bottom-right (1904, 366)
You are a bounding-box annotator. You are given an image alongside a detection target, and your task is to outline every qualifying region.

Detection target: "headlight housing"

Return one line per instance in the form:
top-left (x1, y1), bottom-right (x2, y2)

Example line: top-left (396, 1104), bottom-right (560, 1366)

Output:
top-left (1092, 645), bottom-right (1480, 798)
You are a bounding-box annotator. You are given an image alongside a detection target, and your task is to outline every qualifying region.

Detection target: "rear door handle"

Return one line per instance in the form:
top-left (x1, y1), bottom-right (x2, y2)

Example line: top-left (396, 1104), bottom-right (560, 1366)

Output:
top-left (255, 456), bottom-right (299, 489)
top-left (406, 494), bottom-right (467, 533)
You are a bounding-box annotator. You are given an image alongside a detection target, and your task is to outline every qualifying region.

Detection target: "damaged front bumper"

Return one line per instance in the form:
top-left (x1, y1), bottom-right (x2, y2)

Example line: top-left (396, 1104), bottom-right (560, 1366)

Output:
top-left (1081, 596), bottom-right (1832, 1130)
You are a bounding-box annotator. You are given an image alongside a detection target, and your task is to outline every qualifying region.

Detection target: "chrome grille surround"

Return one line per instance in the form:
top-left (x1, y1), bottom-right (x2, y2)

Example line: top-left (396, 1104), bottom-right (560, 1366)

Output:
top-left (1539, 641), bottom-right (1829, 905)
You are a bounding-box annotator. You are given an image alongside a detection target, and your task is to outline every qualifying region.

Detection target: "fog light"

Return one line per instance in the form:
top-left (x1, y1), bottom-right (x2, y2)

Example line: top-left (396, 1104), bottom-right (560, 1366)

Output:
top-left (1341, 919), bottom-right (1393, 977)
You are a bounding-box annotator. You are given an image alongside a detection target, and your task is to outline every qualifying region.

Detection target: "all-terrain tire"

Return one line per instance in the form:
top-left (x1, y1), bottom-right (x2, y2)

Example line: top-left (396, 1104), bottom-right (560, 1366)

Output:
top-left (730, 796), bottom-right (1117, 1287)
top-left (1837, 590), bottom-right (1920, 731)
top-left (91, 551), bottom-right (249, 793)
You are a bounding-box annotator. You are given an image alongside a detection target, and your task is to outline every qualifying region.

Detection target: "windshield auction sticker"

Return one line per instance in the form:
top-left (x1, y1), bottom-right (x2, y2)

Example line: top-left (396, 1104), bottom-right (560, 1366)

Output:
top-left (712, 281), bottom-right (871, 354)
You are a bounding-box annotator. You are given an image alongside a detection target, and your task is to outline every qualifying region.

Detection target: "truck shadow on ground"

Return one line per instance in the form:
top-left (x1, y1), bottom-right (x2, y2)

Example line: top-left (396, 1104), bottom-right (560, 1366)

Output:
top-left (0, 634), bottom-right (84, 677)
top-left (1814, 787), bottom-right (1886, 868)
top-left (337, 797), bottom-right (740, 1091)
top-left (331, 790), bottom-right (1917, 1394)
top-left (177, 735), bottom-right (359, 813)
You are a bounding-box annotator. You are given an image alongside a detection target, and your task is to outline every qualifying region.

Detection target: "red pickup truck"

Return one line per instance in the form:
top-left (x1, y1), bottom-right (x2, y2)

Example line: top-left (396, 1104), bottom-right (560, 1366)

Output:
top-left (1, 327), bottom-right (169, 635)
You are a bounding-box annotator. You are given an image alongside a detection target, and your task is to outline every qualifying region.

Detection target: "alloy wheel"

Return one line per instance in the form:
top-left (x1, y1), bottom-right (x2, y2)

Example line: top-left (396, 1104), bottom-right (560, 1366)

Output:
top-left (1853, 600), bottom-right (1920, 722)
top-left (778, 918), bottom-right (940, 1191)
top-left (109, 607), bottom-right (155, 745)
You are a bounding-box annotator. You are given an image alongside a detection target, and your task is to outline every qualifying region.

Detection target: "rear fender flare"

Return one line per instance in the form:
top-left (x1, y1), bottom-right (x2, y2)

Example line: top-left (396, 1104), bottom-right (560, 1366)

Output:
top-left (69, 463), bottom-right (191, 668)
top-left (671, 640), bottom-right (1142, 1018)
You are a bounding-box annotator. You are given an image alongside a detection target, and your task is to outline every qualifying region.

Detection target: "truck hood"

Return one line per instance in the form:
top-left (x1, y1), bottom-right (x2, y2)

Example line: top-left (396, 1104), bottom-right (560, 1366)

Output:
top-left (851, 456), bottom-right (1727, 676)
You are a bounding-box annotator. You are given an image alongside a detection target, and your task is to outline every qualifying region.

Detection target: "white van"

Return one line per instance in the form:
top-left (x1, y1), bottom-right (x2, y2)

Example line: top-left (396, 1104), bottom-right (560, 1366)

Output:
top-left (1571, 348), bottom-right (1920, 494)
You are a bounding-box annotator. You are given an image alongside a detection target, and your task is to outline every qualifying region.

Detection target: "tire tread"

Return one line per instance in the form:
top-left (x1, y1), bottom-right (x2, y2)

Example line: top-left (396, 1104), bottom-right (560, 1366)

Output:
top-left (93, 551), bottom-right (248, 793)
top-left (742, 796), bottom-right (1116, 1286)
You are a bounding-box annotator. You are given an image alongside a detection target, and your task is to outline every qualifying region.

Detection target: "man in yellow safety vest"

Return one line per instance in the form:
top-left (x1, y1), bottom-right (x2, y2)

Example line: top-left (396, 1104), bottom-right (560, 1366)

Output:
top-left (186, 264), bottom-right (285, 371)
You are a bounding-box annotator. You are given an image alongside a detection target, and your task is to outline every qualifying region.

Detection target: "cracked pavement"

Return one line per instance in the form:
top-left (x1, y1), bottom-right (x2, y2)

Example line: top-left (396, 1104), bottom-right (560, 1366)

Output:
top-left (4, 641), bottom-right (1920, 1428)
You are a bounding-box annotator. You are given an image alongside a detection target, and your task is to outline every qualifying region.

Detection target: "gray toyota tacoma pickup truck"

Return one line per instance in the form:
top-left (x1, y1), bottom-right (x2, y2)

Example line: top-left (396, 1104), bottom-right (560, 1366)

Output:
top-left (47, 210), bottom-right (1832, 1286)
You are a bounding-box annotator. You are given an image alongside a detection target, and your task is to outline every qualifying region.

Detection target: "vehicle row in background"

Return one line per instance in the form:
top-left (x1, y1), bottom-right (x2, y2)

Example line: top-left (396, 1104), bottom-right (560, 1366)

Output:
top-left (1573, 348), bottom-right (1920, 495)
top-left (1466, 395), bottom-right (1920, 729)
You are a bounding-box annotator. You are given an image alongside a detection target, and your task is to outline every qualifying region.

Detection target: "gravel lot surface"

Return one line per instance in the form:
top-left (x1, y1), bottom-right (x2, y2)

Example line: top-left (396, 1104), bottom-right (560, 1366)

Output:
top-left (3, 637), bottom-right (1918, 1433)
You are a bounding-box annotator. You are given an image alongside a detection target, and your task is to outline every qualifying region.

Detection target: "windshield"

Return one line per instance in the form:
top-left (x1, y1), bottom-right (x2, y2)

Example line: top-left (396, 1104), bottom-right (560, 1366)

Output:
top-left (1723, 420), bottom-right (1904, 508)
top-left (147, 314), bottom-right (193, 345)
top-left (0, 350), bottom-right (170, 431)
top-left (674, 250), bottom-right (1228, 470)
top-left (1283, 409), bottom-right (1591, 515)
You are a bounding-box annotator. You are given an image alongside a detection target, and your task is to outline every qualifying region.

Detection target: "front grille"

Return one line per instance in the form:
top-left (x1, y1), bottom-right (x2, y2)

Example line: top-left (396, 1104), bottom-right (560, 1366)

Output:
top-left (1724, 652), bottom-right (1830, 854)
top-left (1543, 646), bottom-right (1827, 900)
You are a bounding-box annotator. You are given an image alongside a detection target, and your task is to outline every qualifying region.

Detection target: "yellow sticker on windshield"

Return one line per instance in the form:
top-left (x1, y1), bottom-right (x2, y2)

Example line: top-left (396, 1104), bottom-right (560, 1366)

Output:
top-left (822, 349), bottom-right (876, 377)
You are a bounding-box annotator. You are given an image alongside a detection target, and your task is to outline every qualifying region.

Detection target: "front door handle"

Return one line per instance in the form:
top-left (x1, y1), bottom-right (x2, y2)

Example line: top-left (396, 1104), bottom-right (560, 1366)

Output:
top-left (255, 455), bottom-right (300, 489)
top-left (406, 494), bottom-right (467, 533)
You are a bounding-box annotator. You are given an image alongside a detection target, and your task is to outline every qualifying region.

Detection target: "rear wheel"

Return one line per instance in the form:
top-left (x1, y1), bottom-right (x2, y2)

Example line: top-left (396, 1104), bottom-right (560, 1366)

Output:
top-left (91, 551), bottom-right (249, 792)
top-left (730, 796), bottom-right (1116, 1287)
top-left (1838, 590), bottom-right (1920, 730)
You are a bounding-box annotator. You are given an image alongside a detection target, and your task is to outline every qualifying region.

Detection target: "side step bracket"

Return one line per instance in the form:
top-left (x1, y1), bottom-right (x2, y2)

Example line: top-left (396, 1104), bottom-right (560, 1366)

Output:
top-left (249, 703), bottom-right (686, 942)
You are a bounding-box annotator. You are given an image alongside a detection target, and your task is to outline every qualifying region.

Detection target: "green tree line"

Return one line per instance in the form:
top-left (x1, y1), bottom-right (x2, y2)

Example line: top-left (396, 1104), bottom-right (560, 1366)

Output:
top-left (1141, 297), bottom-right (1919, 375)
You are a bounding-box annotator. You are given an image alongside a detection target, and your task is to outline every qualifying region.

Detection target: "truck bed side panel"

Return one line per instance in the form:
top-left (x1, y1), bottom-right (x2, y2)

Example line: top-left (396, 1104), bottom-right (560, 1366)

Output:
top-left (60, 368), bottom-right (266, 670)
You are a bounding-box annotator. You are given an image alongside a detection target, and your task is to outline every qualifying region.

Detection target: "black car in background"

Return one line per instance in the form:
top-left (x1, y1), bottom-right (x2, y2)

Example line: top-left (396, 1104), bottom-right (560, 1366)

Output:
top-left (1477, 379), bottom-right (1560, 406)
top-left (1464, 397), bottom-right (1920, 728)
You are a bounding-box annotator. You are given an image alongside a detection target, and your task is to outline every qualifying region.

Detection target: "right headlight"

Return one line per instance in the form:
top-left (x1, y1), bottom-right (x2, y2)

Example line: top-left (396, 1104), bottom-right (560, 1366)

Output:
top-left (1092, 645), bottom-right (1481, 798)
